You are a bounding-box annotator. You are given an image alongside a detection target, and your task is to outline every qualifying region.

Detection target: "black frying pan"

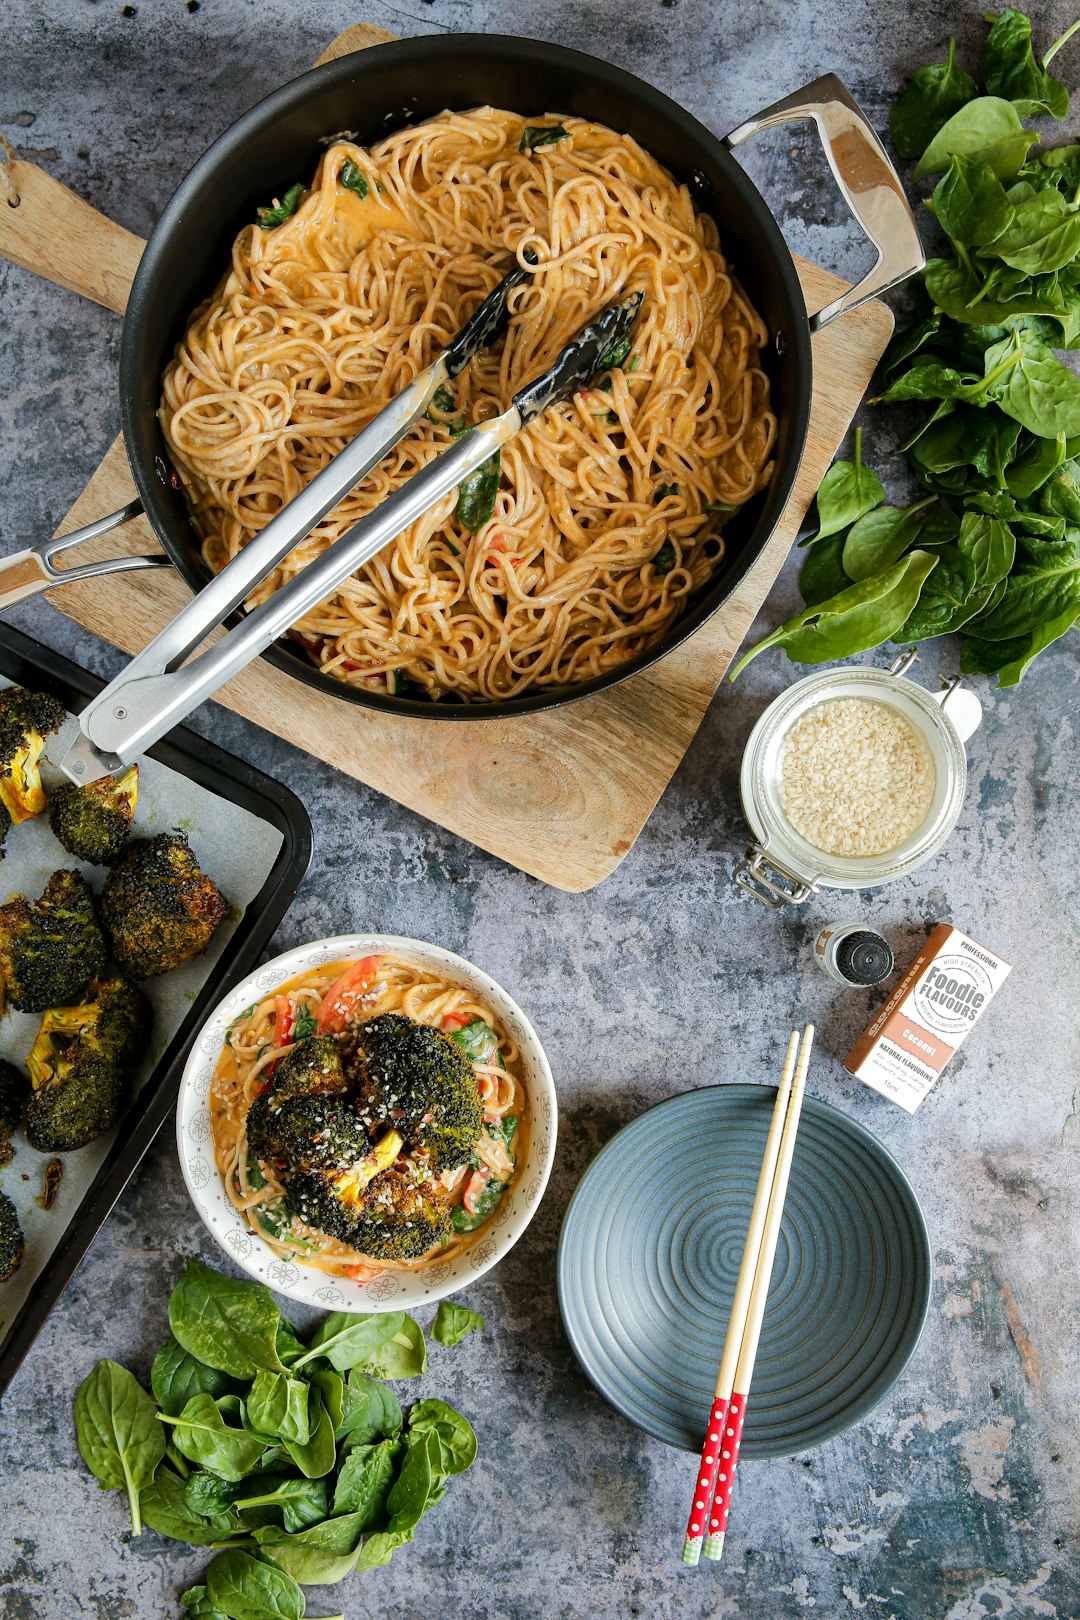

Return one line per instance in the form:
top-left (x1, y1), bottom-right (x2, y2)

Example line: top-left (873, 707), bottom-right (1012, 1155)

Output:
top-left (4, 36), bottom-right (923, 723)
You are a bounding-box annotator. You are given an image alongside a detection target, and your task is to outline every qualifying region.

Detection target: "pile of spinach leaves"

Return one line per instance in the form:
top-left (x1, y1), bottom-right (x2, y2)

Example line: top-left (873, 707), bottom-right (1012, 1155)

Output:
top-left (734, 9), bottom-right (1080, 686)
top-left (74, 1259), bottom-right (482, 1620)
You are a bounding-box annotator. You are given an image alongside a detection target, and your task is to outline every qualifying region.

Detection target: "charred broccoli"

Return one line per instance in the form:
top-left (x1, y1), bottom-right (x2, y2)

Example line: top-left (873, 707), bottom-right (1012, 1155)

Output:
top-left (101, 831), bottom-right (229, 978)
top-left (246, 1035), bottom-right (367, 1178)
top-left (354, 1012), bottom-right (483, 1173)
top-left (48, 764), bottom-right (139, 865)
top-left (0, 686), bottom-right (67, 827)
top-left (0, 1058), bottom-right (28, 1165)
top-left (24, 975), bottom-right (152, 1151)
top-left (0, 1190), bottom-right (24, 1282)
top-left (0, 869), bottom-right (109, 1013)
top-left (286, 1160), bottom-right (451, 1259)
top-left (0, 801), bottom-right (11, 862)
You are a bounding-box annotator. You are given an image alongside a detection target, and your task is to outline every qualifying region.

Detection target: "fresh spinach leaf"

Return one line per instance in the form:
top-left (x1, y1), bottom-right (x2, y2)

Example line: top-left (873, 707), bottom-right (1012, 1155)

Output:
top-left (982, 332), bottom-right (1080, 436)
top-left (456, 452), bottom-right (501, 531)
top-left (204, 1548), bottom-right (307, 1620)
top-left (332, 1437), bottom-right (399, 1522)
top-left (806, 428), bottom-right (886, 542)
top-left (895, 543), bottom-right (983, 640)
top-left (305, 1366), bottom-right (343, 1433)
top-left (234, 1477), bottom-right (330, 1534)
top-left (337, 1370), bottom-right (403, 1445)
top-left (984, 189), bottom-right (1080, 276)
top-left (1040, 460), bottom-right (1080, 523)
top-left (160, 1394), bottom-right (267, 1482)
top-left (75, 1360), bottom-right (166, 1537)
top-left (965, 539), bottom-right (1080, 638)
top-left (800, 534), bottom-right (850, 605)
top-left (842, 499), bottom-right (934, 582)
top-left (293, 1310), bottom-right (404, 1372)
top-left (339, 159), bottom-right (369, 198)
top-left (519, 124), bottom-right (569, 152)
top-left (140, 1464), bottom-right (244, 1546)
top-left (255, 1511), bottom-right (369, 1586)
top-left (354, 1528), bottom-right (411, 1570)
top-left (932, 155), bottom-right (1014, 247)
top-left (181, 1584), bottom-right (229, 1619)
top-left (152, 1341), bottom-right (241, 1418)
top-left (245, 1371), bottom-right (311, 1448)
top-left (961, 598), bottom-right (1080, 681)
top-left (730, 551), bottom-right (940, 677)
top-left (361, 1316), bottom-right (427, 1380)
top-left (168, 1259), bottom-right (285, 1380)
top-left (448, 1019), bottom-right (500, 1064)
top-left (958, 512), bottom-right (1017, 590)
top-left (256, 185), bottom-right (305, 229)
top-left (890, 37), bottom-right (978, 160)
top-left (915, 96), bottom-right (1038, 182)
top-left (1006, 430), bottom-right (1067, 497)
top-left (431, 1303), bottom-right (485, 1349)
top-left (984, 8), bottom-right (1070, 119)
top-left (407, 1399), bottom-right (477, 1474)
top-left (282, 1392), bottom-right (336, 1479)
top-left (274, 1322), bottom-right (307, 1369)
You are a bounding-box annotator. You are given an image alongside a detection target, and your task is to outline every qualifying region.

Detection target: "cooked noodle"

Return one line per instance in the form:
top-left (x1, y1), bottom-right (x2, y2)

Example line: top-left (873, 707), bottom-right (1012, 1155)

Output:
top-left (161, 107), bottom-right (776, 701)
top-left (211, 954), bottom-right (526, 1280)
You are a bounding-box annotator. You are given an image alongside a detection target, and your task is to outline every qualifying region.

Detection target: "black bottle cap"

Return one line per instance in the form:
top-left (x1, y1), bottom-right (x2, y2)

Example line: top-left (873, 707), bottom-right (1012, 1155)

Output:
top-left (835, 930), bottom-right (894, 986)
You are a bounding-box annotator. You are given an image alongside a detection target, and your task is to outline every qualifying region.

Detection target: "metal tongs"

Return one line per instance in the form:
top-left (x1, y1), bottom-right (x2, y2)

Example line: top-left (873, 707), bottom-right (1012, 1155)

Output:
top-left (60, 283), bottom-right (644, 783)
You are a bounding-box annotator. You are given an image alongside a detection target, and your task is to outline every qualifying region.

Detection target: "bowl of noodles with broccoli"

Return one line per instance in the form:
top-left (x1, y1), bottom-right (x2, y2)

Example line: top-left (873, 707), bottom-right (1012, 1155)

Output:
top-left (176, 933), bottom-right (557, 1312)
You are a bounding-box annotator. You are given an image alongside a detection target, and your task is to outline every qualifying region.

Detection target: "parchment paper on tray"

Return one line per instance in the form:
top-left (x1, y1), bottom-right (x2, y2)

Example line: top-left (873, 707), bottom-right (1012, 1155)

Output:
top-left (0, 691), bottom-right (284, 1344)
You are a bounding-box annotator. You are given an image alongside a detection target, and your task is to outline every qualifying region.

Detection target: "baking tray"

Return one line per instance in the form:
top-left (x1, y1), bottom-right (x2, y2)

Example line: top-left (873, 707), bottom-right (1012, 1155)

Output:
top-left (0, 623), bottom-right (312, 1397)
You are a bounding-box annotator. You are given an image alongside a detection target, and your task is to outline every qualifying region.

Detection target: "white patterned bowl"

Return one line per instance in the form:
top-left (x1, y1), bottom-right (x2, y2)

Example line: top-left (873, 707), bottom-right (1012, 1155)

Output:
top-left (176, 933), bottom-right (557, 1313)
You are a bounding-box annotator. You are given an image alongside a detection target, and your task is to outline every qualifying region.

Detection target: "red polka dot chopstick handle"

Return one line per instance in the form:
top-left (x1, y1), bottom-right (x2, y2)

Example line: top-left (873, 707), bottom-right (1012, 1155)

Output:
top-left (702, 1392), bottom-right (747, 1556)
top-left (702, 1023), bottom-right (814, 1564)
top-left (680, 1030), bottom-right (800, 1567)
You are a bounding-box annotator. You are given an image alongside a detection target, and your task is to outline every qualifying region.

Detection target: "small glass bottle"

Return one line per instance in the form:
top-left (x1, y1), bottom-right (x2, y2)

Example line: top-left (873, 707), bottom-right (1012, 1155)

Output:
top-left (814, 920), bottom-right (894, 987)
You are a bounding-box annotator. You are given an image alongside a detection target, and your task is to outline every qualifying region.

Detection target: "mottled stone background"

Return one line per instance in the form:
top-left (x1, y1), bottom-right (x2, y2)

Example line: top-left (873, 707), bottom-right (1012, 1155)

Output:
top-left (1, 3), bottom-right (1078, 1617)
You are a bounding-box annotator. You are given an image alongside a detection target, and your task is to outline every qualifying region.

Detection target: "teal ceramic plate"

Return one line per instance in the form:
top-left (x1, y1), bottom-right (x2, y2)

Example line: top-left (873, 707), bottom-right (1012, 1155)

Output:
top-left (557, 1085), bottom-right (931, 1456)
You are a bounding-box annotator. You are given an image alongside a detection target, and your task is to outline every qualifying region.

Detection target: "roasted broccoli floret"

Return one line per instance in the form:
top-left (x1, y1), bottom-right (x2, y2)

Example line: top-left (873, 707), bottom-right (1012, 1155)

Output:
top-left (0, 1057), bottom-right (28, 1165)
top-left (246, 1036), bottom-right (356, 1165)
top-left (354, 1012), bottom-right (483, 1173)
top-left (0, 687), bottom-right (67, 827)
top-left (0, 1190), bottom-right (24, 1282)
top-left (267, 1036), bottom-right (347, 1104)
top-left (24, 975), bottom-right (152, 1151)
top-left (0, 801), bottom-right (11, 862)
top-left (48, 764), bottom-right (139, 865)
top-left (0, 868), bottom-right (109, 1013)
top-left (101, 831), bottom-right (229, 978)
top-left (286, 1160), bottom-right (451, 1259)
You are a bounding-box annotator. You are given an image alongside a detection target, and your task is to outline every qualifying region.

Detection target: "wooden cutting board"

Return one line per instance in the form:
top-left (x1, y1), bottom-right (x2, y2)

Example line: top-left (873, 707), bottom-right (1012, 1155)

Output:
top-left (0, 22), bottom-right (892, 892)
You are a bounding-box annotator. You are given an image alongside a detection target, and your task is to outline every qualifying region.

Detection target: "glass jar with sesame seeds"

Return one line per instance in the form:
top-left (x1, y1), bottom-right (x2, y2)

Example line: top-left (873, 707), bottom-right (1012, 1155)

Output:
top-left (733, 655), bottom-right (981, 908)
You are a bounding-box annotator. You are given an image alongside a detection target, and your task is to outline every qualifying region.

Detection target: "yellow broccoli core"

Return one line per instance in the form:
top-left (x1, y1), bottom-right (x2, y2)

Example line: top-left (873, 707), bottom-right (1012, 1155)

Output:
top-left (331, 1129), bottom-right (404, 1202)
top-left (27, 1005), bottom-right (98, 1088)
top-left (3, 735), bottom-right (47, 824)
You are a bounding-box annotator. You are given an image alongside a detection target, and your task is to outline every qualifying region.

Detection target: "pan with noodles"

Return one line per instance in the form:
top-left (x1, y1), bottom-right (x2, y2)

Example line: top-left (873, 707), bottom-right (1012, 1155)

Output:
top-left (177, 934), bottom-right (557, 1312)
top-left (160, 112), bottom-right (778, 705)
top-left (8, 37), bottom-right (920, 720)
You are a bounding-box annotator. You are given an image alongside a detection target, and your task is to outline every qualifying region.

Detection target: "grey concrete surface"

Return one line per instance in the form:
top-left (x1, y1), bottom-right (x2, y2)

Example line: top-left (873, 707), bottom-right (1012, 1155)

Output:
top-left (1, 3), bottom-right (1078, 1617)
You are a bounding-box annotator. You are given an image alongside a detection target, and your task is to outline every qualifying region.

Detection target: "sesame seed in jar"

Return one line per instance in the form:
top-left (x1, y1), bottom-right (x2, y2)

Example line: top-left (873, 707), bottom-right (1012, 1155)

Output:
top-left (779, 698), bottom-right (935, 858)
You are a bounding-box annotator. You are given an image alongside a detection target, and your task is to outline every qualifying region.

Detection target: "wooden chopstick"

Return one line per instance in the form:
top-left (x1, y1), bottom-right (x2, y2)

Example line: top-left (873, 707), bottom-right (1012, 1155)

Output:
top-left (680, 1029), bottom-right (800, 1567)
top-left (702, 1022), bottom-right (815, 1562)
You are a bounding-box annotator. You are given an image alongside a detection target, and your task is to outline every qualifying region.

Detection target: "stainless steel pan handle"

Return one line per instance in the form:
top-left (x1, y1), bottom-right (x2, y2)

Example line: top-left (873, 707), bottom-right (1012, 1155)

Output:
top-left (0, 501), bottom-right (168, 609)
top-left (725, 73), bottom-right (924, 331)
